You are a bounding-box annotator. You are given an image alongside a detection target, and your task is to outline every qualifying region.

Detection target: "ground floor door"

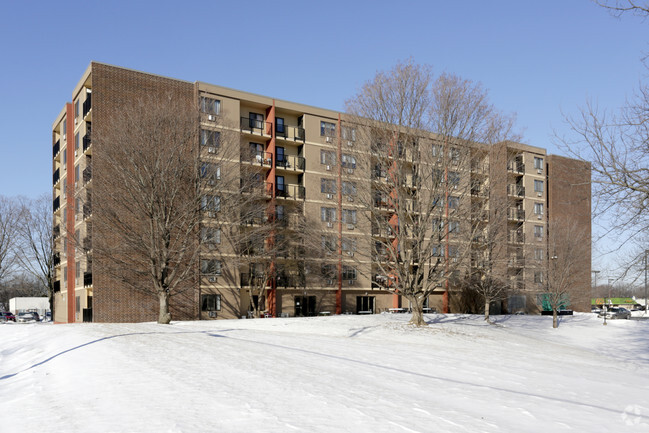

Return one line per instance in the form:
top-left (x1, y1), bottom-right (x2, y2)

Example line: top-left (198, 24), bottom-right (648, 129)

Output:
top-left (356, 296), bottom-right (375, 313)
top-left (294, 295), bottom-right (316, 317)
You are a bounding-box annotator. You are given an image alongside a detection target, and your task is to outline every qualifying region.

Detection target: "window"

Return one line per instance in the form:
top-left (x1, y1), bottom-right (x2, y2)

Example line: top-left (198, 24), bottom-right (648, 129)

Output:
top-left (432, 143), bottom-right (443, 157)
top-left (76, 260), bottom-right (81, 280)
top-left (449, 147), bottom-right (460, 163)
top-left (200, 96), bottom-right (221, 115)
top-left (341, 126), bottom-right (356, 141)
top-left (63, 265), bottom-right (67, 282)
top-left (534, 180), bottom-right (544, 193)
top-left (201, 130), bottom-right (220, 147)
top-left (200, 163), bottom-right (220, 182)
top-left (321, 178), bottom-right (336, 194)
top-left (534, 225), bottom-right (544, 240)
top-left (534, 157), bottom-right (544, 170)
top-left (448, 196), bottom-right (459, 209)
top-left (534, 203), bottom-right (544, 215)
top-left (201, 294), bottom-right (221, 311)
top-left (342, 181), bottom-right (356, 196)
top-left (75, 165), bottom-right (79, 182)
top-left (201, 227), bottom-right (221, 245)
top-left (321, 121), bottom-right (336, 137)
top-left (342, 209), bottom-right (357, 225)
top-left (321, 264), bottom-right (337, 279)
top-left (75, 100), bottom-right (79, 118)
top-left (534, 271), bottom-right (544, 284)
top-left (249, 112), bottom-right (264, 129)
top-left (63, 179), bottom-right (67, 198)
top-left (341, 154), bottom-right (356, 169)
top-left (201, 195), bottom-right (221, 212)
top-left (321, 235), bottom-right (336, 253)
top-left (63, 119), bottom-right (67, 136)
top-left (276, 146), bottom-right (285, 165)
top-left (276, 117), bottom-right (285, 134)
top-left (75, 132), bottom-right (80, 151)
top-left (275, 176), bottom-right (285, 195)
top-left (342, 238), bottom-right (357, 253)
top-left (201, 259), bottom-right (221, 275)
top-left (63, 149), bottom-right (67, 166)
top-left (449, 171), bottom-right (460, 186)
top-left (534, 248), bottom-right (544, 261)
top-left (321, 207), bottom-right (336, 222)
top-left (449, 221), bottom-right (460, 233)
top-left (320, 150), bottom-right (336, 166)
top-left (342, 266), bottom-right (357, 280)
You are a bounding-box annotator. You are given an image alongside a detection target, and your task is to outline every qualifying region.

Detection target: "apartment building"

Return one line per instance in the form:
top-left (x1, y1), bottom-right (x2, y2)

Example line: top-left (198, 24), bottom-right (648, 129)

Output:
top-left (51, 63), bottom-right (591, 322)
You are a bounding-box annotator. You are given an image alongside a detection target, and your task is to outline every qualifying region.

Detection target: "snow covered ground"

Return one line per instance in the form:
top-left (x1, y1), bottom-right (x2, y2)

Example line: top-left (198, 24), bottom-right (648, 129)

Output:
top-left (1, 313), bottom-right (648, 432)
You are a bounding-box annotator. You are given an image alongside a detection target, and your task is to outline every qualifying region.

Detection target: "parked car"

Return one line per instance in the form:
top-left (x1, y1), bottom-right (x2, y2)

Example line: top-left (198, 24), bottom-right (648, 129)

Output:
top-left (591, 306), bottom-right (602, 314)
top-left (17, 312), bottom-right (40, 322)
top-left (597, 307), bottom-right (632, 320)
top-left (0, 312), bottom-right (16, 322)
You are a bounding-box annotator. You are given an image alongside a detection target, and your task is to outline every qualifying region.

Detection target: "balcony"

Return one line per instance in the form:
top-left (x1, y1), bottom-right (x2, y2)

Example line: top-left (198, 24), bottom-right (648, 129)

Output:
top-left (53, 196), bottom-right (60, 213)
top-left (275, 155), bottom-right (305, 172)
top-left (508, 208), bottom-right (525, 221)
top-left (275, 125), bottom-right (306, 143)
top-left (507, 184), bottom-right (525, 197)
top-left (83, 134), bottom-right (91, 153)
top-left (84, 272), bottom-right (92, 287)
top-left (53, 140), bottom-right (60, 158)
top-left (83, 203), bottom-right (92, 220)
top-left (83, 166), bottom-right (92, 184)
top-left (240, 117), bottom-right (267, 136)
top-left (243, 150), bottom-right (273, 167)
top-left (507, 162), bottom-right (525, 175)
top-left (83, 93), bottom-right (92, 118)
top-left (53, 280), bottom-right (60, 292)
top-left (53, 168), bottom-right (60, 186)
top-left (53, 224), bottom-right (61, 239)
top-left (53, 252), bottom-right (61, 267)
top-left (275, 184), bottom-right (305, 200)
top-left (508, 257), bottom-right (525, 267)
top-left (83, 237), bottom-right (92, 251)
top-left (240, 273), bottom-right (267, 287)
top-left (508, 232), bottom-right (525, 244)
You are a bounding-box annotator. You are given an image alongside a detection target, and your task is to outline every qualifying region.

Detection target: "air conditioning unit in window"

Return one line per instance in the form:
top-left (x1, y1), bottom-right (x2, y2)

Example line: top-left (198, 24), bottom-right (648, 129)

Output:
top-left (74, 118), bottom-right (78, 125)
top-left (347, 224), bottom-right (355, 230)
top-left (326, 165), bottom-right (331, 171)
top-left (208, 179), bottom-right (216, 185)
top-left (326, 137), bottom-right (332, 143)
top-left (327, 222), bottom-right (333, 228)
top-left (537, 214), bottom-right (542, 220)
top-left (74, 150), bottom-right (77, 157)
top-left (208, 276), bottom-right (217, 283)
top-left (347, 141), bottom-right (353, 147)
top-left (327, 279), bottom-right (334, 286)
top-left (347, 197), bottom-right (354, 202)
top-left (208, 147), bottom-right (216, 154)
top-left (326, 194), bottom-right (333, 200)
top-left (207, 211), bottom-right (216, 218)
top-left (347, 251), bottom-right (354, 257)
top-left (537, 169), bottom-right (542, 174)
top-left (348, 280), bottom-right (354, 285)
top-left (347, 168), bottom-right (354, 174)
top-left (208, 311), bottom-right (217, 318)
top-left (537, 192), bottom-right (542, 197)
top-left (208, 115), bottom-right (215, 121)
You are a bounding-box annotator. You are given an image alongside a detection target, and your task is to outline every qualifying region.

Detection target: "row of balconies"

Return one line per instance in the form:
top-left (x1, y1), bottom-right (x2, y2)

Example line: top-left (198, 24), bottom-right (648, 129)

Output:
top-left (240, 117), bottom-right (305, 142)
top-left (243, 151), bottom-right (305, 171)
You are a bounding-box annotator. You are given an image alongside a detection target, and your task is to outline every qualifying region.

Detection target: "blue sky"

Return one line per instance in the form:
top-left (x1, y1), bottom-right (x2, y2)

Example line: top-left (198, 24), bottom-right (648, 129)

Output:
top-left (0, 0), bottom-right (647, 274)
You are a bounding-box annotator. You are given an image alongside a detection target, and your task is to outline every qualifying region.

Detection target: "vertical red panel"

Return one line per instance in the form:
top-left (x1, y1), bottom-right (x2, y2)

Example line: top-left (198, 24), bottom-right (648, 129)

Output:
top-left (66, 103), bottom-right (76, 323)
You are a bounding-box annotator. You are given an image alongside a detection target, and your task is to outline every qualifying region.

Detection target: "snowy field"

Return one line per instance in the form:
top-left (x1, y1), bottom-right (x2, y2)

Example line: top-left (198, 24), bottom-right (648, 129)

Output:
top-left (1, 313), bottom-right (648, 433)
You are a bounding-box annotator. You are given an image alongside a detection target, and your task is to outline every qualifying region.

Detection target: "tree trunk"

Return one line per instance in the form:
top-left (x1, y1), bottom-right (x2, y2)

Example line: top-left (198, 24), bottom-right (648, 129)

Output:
top-left (484, 298), bottom-right (491, 323)
top-left (552, 308), bottom-right (558, 329)
top-left (158, 291), bottom-right (171, 324)
top-left (408, 295), bottom-right (427, 327)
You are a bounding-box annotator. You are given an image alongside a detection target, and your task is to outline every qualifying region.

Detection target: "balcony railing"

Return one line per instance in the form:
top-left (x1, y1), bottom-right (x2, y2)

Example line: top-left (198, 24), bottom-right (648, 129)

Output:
top-left (275, 184), bottom-right (305, 200)
top-left (53, 140), bottom-right (60, 158)
top-left (276, 274), bottom-right (305, 288)
top-left (53, 196), bottom-right (60, 213)
top-left (53, 168), bottom-right (60, 186)
top-left (83, 166), bottom-right (92, 184)
top-left (507, 184), bottom-right (525, 197)
top-left (83, 134), bottom-right (91, 152)
top-left (83, 93), bottom-right (92, 117)
top-left (83, 203), bottom-right (92, 219)
top-left (53, 224), bottom-right (61, 239)
top-left (53, 252), bottom-right (61, 267)
top-left (275, 125), bottom-right (306, 142)
top-left (84, 272), bottom-right (92, 287)
top-left (508, 232), bottom-right (525, 244)
top-left (240, 273), bottom-right (267, 287)
top-left (508, 208), bottom-right (525, 221)
top-left (53, 280), bottom-right (60, 292)
top-left (83, 237), bottom-right (92, 251)
top-left (240, 117), bottom-right (266, 135)
top-left (244, 150), bottom-right (273, 166)
top-left (276, 155), bottom-right (305, 171)
top-left (507, 162), bottom-right (525, 174)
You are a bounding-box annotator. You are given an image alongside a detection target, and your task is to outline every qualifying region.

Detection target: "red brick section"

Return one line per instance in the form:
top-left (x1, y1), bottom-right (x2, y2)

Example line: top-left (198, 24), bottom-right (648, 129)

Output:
top-left (266, 102), bottom-right (276, 317)
top-left (547, 155), bottom-right (592, 312)
top-left (90, 63), bottom-right (198, 322)
top-left (65, 103), bottom-right (76, 323)
top-left (336, 114), bottom-right (343, 314)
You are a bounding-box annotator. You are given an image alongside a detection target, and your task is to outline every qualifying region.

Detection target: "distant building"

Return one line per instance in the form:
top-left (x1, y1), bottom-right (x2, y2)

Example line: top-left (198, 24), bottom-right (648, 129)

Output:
top-left (51, 62), bottom-right (591, 322)
top-left (10, 297), bottom-right (50, 316)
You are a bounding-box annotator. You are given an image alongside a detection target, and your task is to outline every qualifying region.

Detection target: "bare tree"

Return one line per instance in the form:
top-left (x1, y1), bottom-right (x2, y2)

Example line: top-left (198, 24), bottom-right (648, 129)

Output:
top-left (594, 0), bottom-right (649, 17)
top-left (15, 194), bottom-right (55, 316)
top-left (93, 95), bottom-right (201, 324)
top-left (0, 196), bottom-right (19, 285)
top-left (346, 61), bottom-right (517, 326)
top-left (542, 219), bottom-right (591, 328)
